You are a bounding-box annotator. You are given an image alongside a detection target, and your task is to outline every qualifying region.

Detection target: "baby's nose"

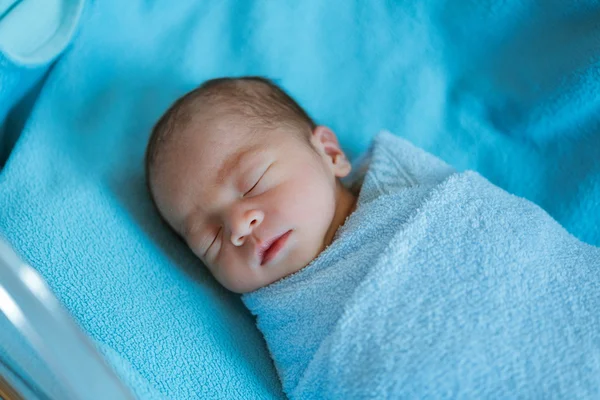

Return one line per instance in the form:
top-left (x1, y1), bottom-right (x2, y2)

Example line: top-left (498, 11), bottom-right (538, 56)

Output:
top-left (230, 209), bottom-right (264, 246)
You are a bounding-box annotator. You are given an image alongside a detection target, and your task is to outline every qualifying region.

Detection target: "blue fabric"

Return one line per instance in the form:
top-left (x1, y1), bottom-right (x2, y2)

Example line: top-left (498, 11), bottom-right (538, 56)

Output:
top-left (0, 53), bottom-right (45, 126)
top-left (0, 0), bottom-right (85, 155)
top-left (1, 0), bottom-right (600, 398)
top-left (244, 131), bottom-right (600, 398)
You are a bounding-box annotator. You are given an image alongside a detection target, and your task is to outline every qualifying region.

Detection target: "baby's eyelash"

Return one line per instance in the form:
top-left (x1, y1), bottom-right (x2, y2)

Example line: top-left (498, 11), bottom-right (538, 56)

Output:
top-left (203, 227), bottom-right (222, 257)
top-left (244, 164), bottom-right (272, 197)
top-left (244, 178), bottom-right (261, 196)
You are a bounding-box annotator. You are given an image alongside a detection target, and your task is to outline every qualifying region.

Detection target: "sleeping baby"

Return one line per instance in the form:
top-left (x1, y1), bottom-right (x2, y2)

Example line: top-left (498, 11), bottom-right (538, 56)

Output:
top-left (145, 77), bottom-right (357, 294)
top-left (146, 77), bottom-right (600, 399)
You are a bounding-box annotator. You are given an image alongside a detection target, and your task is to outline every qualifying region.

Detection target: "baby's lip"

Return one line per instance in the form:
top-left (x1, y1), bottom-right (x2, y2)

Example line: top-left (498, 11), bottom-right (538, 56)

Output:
top-left (257, 230), bottom-right (292, 266)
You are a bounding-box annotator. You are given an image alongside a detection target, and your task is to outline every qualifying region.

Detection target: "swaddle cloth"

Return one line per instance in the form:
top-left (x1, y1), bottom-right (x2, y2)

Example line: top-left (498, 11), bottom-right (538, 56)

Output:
top-left (243, 130), bottom-right (600, 399)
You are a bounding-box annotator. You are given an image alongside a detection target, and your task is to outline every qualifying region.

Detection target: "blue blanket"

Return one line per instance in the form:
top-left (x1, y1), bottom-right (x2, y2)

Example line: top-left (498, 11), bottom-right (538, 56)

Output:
top-left (1, 0), bottom-right (600, 398)
top-left (244, 131), bottom-right (600, 398)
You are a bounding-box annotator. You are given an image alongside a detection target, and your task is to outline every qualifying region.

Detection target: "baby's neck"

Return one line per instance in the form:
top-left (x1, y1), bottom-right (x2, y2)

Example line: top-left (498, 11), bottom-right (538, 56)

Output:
top-left (323, 183), bottom-right (357, 248)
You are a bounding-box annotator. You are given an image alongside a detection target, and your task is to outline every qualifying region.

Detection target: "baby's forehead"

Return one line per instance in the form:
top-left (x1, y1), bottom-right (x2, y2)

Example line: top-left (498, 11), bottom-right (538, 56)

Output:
top-left (171, 115), bottom-right (245, 154)
top-left (172, 126), bottom-right (259, 178)
top-left (167, 116), bottom-right (300, 185)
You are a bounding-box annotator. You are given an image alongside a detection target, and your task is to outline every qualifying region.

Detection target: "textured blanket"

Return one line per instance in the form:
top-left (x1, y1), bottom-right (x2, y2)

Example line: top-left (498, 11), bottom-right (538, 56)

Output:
top-left (2, 1), bottom-right (600, 398)
top-left (243, 131), bottom-right (600, 399)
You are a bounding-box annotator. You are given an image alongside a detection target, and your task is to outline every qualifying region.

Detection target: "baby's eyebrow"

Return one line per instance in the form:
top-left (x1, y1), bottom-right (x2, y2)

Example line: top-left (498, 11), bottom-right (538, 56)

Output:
top-left (215, 145), bottom-right (260, 185)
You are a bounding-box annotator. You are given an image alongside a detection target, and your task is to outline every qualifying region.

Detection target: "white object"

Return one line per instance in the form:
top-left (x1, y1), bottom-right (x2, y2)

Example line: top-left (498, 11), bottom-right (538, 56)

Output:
top-left (0, 0), bottom-right (84, 65)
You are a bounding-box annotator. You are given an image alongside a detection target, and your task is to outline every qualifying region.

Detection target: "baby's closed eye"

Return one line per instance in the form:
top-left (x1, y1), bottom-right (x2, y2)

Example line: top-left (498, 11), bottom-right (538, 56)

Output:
top-left (244, 175), bottom-right (262, 196)
top-left (243, 163), bottom-right (273, 197)
top-left (203, 226), bottom-right (222, 258)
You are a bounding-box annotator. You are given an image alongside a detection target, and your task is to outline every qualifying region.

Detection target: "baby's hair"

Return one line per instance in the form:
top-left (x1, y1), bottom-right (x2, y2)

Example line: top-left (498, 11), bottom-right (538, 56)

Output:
top-left (145, 76), bottom-right (317, 188)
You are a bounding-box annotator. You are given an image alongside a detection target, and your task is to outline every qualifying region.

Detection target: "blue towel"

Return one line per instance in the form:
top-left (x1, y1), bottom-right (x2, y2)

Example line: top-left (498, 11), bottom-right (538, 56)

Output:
top-left (243, 131), bottom-right (600, 398)
top-left (1, 0), bottom-right (600, 398)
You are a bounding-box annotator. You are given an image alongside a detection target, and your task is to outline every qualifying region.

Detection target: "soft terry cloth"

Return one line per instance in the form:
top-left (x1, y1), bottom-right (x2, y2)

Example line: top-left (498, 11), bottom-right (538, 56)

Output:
top-left (243, 131), bottom-right (600, 399)
top-left (1, 0), bottom-right (600, 398)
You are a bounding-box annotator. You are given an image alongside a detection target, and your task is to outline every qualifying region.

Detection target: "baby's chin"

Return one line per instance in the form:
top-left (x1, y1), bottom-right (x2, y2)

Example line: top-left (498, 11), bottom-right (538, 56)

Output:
top-left (274, 239), bottom-right (328, 281)
top-left (240, 255), bottom-right (312, 293)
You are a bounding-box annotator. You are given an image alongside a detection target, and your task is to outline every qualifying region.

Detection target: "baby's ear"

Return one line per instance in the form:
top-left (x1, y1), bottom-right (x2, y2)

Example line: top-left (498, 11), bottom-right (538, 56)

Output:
top-left (310, 126), bottom-right (352, 178)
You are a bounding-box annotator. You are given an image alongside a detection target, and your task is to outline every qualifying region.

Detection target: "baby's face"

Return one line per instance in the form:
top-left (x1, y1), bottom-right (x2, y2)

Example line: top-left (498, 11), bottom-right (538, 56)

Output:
top-left (151, 117), bottom-right (352, 293)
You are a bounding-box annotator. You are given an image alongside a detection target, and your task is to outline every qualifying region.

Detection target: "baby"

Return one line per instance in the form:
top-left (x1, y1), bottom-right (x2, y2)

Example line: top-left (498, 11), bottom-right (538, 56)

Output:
top-left (145, 77), bottom-right (357, 293)
top-left (147, 77), bottom-right (600, 399)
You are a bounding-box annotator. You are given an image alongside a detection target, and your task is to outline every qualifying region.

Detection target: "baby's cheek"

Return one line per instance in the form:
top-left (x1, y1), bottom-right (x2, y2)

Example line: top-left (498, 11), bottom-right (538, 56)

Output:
top-left (184, 232), bottom-right (207, 259)
top-left (187, 242), bottom-right (204, 261)
top-left (215, 254), bottom-right (257, 293)
top-left (284, 178), bottom-right (316, 206)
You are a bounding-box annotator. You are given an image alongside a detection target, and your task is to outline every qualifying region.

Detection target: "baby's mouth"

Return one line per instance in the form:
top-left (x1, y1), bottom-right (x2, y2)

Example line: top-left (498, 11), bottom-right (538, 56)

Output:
top-left (259, 230), bottom-right (292, 266)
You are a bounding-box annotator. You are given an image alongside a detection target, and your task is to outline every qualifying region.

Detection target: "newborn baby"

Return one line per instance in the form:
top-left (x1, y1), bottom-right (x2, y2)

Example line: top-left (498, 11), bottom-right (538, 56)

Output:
top-left (146, 77), bottom-right (357, 293)
top-left (147, 77), bottom-right (600, 399)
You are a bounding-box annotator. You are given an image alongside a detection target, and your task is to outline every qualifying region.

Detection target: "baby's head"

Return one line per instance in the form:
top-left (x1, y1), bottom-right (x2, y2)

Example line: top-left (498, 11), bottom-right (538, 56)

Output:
top-left (146, 77), bottom-right (356, 293)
